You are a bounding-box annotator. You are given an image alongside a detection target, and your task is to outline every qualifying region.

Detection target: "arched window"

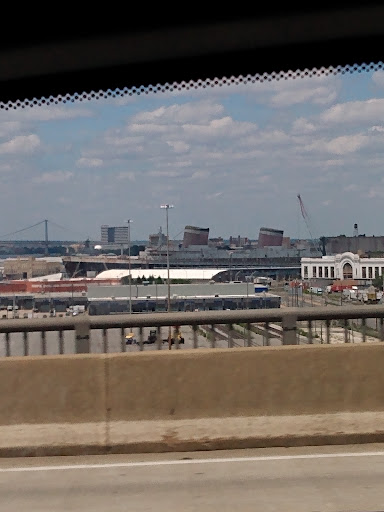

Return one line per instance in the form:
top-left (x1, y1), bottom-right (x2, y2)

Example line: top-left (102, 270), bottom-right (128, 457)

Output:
top-left (343, 263), bottom-right (353, 279)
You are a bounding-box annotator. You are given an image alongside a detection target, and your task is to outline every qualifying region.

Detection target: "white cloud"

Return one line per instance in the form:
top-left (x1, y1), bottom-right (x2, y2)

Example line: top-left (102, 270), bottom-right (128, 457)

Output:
top-left (76, 158), bottom-right (104, 168)
top-left (369, 125), bottom-right (384, 132)
top-left (0, 121), bottom-right (22, 138)
top-left (5, 105), bottom-right (93, 122)
top-left (164, 160), bottom-right (192, 168)
top-left (302, 134), bottom-right (369, 155)
top-left (320, 98), bottom-right (384, 124)
top-left (0, 163), bottom-right (12, 172)
top-left (326, 134), bottom-right (369, 155)
top-left (116, 171), bottom-right (135, 181)
top-left (0, 134), bottom-right (41, 154)
top-left (372, 70), bottom-right (384, 87)
top-left (104, 133), bottom-right (144, 146)
top-left (129, 123), bottom-right (169, 135)
top-left (324, 159), bottom-right (345, 167)
top-left (255, 175), bottom-right (270, 184)
top-left (33, 171), bottom-right (74, 184)
top-left (148, 170), bottom-right (182, 177)
top-left (151, 74), bottom-right (341, 108)
top-left (182, 117), bottom-right (255, 139)
top-left (316, 172), bottom-right (337, 184)
top-left (344, 184), bottom-right (358, 192)
top-left (291, 118), bottom-right (316, 134)
top-left (367, 186), bottom-right (384, 199)
top-left (206, 191), bottom-right (224, 200)
top-left (57, 196), bottom-right (71, 204)
top-left (166, 140), bottom-right (190, 153)
top-left (242, 130), bottom-right (291, 147)
top-left (270, 85), bottom-right (337, 107)
top-left (132, 101), bottom-right (225, 124)
top-left (190, 170), bottom-right (210, 180)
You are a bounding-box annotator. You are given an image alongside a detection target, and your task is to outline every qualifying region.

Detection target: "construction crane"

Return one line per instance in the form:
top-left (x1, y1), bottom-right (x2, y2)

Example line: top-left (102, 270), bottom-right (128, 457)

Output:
top-left (297, 194), bottom-right (325, 255)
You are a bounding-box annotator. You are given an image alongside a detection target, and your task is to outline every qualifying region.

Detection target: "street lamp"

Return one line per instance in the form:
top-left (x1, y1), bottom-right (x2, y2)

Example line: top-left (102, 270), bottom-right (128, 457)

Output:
top-left (229, 251), bottom-right (233, 282)
top-left (126, 219), bottom-right (133, 314)
top-left (245, 275), bottom-right (251, 307)
top-left (160, 204), bottom-right (174, 349)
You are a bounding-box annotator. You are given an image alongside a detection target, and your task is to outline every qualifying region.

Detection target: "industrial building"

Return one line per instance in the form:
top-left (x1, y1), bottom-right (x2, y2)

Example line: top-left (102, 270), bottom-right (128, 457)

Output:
top-left (325, 234), bottom-right (384, 255)
top-left (2, 257), bottom-right (64, 280)
top-left (87, 281), bottom-right (281, 315)
top-left (0, 280), bottom-right (281, 315)
top-left (258, 227), bottom-right (284, 248)
top-left (182, 226), bottom-right (209, 248)
top-left (100, 225), bottom-right (129, 245)
top-left (301, 251), bottom-right (384, 283)
top-left (148, 227), bottom-right (167, 247)
top-left (88, 294), bottom-right (281, 315)
top-left (229, 236), bottom-right (250, 248)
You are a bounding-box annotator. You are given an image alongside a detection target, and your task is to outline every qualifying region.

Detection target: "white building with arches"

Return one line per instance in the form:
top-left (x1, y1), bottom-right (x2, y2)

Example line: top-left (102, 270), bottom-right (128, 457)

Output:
top-left (301, 252), bottom-right (384, 282)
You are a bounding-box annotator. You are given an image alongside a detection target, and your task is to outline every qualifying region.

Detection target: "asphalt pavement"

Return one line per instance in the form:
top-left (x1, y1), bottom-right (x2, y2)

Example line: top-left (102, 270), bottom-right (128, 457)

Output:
top-left (1, 445), bottom-right (384, 511)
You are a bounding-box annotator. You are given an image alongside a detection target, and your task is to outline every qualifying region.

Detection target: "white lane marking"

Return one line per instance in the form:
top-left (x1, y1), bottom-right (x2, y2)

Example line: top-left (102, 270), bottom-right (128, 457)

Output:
top-left (1, 451), bottom-right (384, 473)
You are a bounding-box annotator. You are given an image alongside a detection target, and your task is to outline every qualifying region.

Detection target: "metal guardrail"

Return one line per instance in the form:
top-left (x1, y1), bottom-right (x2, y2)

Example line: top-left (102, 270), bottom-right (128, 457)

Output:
top-left (0, 305), bottom-right (384, 356)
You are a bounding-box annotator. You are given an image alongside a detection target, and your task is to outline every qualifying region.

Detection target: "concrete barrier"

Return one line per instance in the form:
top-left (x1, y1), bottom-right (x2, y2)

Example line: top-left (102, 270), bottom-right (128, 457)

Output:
top-left (0, 354), bottom-right (106, 425)
top-left (107, 344), bottom-right (384, 420)
top-left (0, 354), bottom-right (106, 456)
top-left (1, 343), bottom-right (384, 455)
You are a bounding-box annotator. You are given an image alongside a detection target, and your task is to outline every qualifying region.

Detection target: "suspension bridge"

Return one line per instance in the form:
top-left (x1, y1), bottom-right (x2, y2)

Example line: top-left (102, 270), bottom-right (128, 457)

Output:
top-left (0, 220), bottom-right (87, 255)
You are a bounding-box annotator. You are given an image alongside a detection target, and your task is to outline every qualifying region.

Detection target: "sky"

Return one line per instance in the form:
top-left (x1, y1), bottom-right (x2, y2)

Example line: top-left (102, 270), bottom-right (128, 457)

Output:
top-left (1, 63), bottom-right (384, 243)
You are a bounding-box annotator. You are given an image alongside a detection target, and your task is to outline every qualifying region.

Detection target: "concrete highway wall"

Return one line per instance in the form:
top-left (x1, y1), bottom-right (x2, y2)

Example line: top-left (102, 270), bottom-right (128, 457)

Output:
top-left (1, 344), bottom-right (384, 455)
top-left (108, 344), bottom-right (384, 420)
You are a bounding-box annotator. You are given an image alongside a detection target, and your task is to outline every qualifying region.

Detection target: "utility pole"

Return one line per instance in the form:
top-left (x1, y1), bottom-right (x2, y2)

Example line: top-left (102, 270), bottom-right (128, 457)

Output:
top-left (44, 219), bottom-right (49, 256)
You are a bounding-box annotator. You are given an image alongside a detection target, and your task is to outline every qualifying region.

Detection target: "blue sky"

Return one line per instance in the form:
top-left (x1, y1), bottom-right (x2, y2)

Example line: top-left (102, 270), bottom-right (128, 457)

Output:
top-left (1, 64), bottom-right (384, 243)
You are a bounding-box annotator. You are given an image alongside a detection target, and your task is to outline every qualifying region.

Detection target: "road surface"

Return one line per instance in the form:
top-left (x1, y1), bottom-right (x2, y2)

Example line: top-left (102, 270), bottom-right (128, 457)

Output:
top-left (1, 445), bottom-right (384, 511)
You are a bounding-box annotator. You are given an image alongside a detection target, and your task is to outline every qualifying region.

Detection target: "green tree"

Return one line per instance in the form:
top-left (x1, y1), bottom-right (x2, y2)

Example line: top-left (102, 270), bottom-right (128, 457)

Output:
top-left (373, 274), bottom-right (383, 289)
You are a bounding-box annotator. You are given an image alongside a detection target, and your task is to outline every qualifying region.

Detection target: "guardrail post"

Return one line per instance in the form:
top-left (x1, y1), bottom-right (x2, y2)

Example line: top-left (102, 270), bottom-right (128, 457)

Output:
top-left (228, 323), bottom-right (233, 348)
top-left (246, 322), bottom-right (252, 347)
top-left (58, 330), bottom-right (64, 355)
top-left (282, 314), bottom-right (298, 345)
top-left (23, 331), bottom-right (28, 356)
top-left (75, 319), bottom-right (90, 353)
top-left (192, 324), bottom-right (198, 349)
top-left (264, 322), bottom-right (270, 346)
top-left (5, 332), bottom-right (10, 357)
top-left (41, 331), bottom-right (47, 355)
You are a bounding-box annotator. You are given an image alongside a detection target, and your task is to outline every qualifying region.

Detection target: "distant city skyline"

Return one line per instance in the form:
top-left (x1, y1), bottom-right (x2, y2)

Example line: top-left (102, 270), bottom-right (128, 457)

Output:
top-left (0, 218), bottom-right (378, 244)
top-left (2, 63), bottom-right (384, 241)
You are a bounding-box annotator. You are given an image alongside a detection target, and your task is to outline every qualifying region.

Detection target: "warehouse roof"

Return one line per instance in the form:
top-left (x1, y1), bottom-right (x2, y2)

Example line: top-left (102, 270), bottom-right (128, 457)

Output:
top-left (95, 268), bottom-right (228, 281)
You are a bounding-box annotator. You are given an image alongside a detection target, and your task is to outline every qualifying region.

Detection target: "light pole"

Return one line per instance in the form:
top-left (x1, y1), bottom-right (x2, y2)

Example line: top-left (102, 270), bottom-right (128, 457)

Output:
top-left (160, 204), bottom-right (174, 349)
top-left (126, 219), bottom-right (133, 314)
top-left (229, 252), bottom-right (233, 282)
top-left (245, 275), bottom-right (251, 308)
